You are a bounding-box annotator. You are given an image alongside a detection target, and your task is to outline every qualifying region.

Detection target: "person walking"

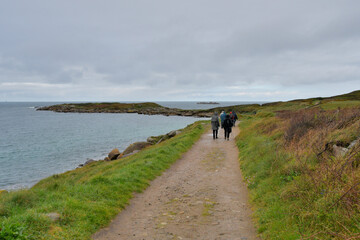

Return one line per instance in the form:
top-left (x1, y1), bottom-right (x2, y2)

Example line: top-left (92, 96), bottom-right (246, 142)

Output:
top-left (223, 114), bottom-right (233, 140)
top-left (211, 112), bottom-right (220, 139)
top-left (220, 111), bottom-right (226, 128)
top-left (230, 110), bottom-right (238, 126)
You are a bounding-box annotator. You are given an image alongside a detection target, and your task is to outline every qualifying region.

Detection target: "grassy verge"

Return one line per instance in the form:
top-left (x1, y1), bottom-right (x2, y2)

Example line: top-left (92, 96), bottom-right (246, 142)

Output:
top-left (0, 121), bottom-right (208, 239)
top-left (236, 107), bottom-right (360, 239)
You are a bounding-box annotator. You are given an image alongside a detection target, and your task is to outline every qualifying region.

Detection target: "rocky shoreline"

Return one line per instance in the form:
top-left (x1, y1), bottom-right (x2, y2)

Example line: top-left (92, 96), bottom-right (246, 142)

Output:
top-left (78, 128), bottom-right (184, 168)
top-left (36, 103), bottom-right (214, 118)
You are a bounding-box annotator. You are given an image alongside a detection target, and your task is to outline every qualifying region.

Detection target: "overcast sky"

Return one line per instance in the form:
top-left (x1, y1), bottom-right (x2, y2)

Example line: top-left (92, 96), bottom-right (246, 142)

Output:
top-left (0, 0), bottom-right (360, 102)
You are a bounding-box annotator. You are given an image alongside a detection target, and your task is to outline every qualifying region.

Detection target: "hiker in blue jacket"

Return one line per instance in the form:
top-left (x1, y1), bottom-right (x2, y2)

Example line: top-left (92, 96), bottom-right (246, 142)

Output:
top-left (220, 111), bottom-right (226, 128)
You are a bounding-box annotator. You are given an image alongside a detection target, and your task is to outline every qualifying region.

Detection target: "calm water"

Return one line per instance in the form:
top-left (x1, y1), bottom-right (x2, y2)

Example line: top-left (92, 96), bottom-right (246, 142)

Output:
top-left (0, 101), bottom-right (260, 190)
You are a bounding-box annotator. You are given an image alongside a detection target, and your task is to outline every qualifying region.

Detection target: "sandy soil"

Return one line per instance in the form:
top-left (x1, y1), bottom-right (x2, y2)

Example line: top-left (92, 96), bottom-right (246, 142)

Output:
top-left (93, 123), bottom-right (258, 240)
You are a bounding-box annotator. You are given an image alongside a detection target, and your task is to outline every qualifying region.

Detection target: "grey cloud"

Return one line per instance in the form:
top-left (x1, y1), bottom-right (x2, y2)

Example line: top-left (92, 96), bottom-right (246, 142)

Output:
top-left (0, 0), bottom-right (359, 101)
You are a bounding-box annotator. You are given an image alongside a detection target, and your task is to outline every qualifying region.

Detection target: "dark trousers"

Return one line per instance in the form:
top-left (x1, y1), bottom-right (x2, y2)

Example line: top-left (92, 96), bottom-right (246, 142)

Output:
top-left (224, 129), bottom-right (230, 139)
top-left (213, 130), bottom-right (218, 139)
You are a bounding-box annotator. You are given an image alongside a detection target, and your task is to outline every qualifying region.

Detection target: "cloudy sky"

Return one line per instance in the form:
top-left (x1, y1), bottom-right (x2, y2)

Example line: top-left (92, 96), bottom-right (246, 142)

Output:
top-left (1, 0), bottom-right (360, 102)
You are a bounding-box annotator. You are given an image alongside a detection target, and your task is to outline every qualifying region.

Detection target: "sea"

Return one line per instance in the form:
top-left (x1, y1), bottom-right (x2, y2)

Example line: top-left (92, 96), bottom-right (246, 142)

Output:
top-left (0, 101), bottom-right (263, 190)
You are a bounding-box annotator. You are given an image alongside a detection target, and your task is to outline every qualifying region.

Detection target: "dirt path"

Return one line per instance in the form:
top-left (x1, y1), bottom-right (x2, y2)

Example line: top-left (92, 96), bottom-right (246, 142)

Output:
top-left (93, 123), bottom-right (258, 240)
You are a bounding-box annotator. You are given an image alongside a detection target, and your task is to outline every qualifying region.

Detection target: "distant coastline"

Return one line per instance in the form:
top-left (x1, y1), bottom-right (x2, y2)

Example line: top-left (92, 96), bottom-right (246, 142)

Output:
top-left (36, 102), bottom-right (262, 117)
top-left (196, 102), bottom-right (219, 105)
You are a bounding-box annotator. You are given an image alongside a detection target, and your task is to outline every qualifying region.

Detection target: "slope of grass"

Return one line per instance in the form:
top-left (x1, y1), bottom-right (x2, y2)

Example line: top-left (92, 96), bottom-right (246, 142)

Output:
top-left (236, 107), bottom-right (360, 239)
top-left (0, 121), bottom-right (208, 239)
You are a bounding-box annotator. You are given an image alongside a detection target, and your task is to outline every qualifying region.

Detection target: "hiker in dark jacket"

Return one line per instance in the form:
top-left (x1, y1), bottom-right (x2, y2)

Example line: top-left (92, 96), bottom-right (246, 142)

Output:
top-left (223, 114), bottom-right (233, 140)
top-left (211, 112), bottom-right (220, 139)
top-left (230, 111), bottom-right (238, 126)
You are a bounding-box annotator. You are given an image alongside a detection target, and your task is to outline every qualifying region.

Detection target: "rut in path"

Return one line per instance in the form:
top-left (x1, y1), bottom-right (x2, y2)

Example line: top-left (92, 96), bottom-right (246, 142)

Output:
top-left (93, 123), bottom-right (258, 240)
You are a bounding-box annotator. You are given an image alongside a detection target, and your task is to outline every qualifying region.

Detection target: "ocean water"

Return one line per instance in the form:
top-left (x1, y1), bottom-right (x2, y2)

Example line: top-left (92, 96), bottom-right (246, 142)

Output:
top-left (0, 101), bottom-right (260, 190)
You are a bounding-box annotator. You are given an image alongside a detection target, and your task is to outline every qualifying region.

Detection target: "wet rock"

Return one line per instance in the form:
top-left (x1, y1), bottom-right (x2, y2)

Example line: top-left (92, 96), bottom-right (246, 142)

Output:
top-left (108, 148), bottom-right (121, 160)
top-left (45, 212), bottom-right (61, 222)
top-left (123, 142), bottom-right (151, 155)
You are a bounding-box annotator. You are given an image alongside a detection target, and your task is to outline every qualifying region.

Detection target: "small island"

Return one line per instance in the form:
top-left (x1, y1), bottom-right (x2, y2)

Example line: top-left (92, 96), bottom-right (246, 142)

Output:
top-left (36, 102), bottom-right (263, 117)
top-left (197, 102), bottom-right (220, 105)
top-left (36, 102), bottom-right (214, 117)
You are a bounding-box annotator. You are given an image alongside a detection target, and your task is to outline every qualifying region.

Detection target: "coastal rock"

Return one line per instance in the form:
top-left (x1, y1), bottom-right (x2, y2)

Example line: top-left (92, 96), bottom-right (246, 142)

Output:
top-left (147, 136), bottom-right (158, 144)
top-left (116, 153), bottom-right (124, 159)
top-left (122, 150), bottom-right (140, 158)
top-left (167, 130), bottom-right (177, 138)
top-left (45, 212), bottom-right (61, 222)
top-left (123, 142), bottom-right (151, 155)
top-left (108, 148), bottom-right (121, 160)
top-left (333, 144), bottom-right (348, 157)
top-left (104, 157), bottom-right (111, 161)
top-left (84, 159), bottom-right (96, 166)
top-left (157, 135), bottom-right (170, 144)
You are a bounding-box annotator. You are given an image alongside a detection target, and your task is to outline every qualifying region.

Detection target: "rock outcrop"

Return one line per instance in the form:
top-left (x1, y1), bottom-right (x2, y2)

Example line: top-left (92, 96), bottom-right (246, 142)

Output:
top-left (108, 148), bottom-right (121, 160)
top-left (333, 145), bottom-right (348, 157)
top-left (332, 138), bottom-right (359, 157)
top-left (78, 126), bottom-right (184, 167)
top-left (122, 142), bottom-right (151, 156)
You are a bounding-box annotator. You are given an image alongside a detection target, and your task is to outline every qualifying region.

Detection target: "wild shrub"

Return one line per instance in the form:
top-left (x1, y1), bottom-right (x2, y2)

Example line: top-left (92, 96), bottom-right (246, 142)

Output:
top-left (280, 107), bottom-right (360, 238)
top-left (239, 107), bottom-right (360, 239)
top-left (279, 107), bottom-right (360, 143)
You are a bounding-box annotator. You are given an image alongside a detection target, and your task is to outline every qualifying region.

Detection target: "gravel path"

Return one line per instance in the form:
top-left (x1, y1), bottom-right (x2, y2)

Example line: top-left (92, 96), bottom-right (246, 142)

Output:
top-left (93, 123), bottom-right (258, 240)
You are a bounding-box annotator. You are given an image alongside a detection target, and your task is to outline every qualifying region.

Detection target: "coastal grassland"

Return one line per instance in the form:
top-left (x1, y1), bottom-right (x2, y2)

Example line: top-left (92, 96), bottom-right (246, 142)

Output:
top-left (236, 104), bottom-right (360, 239)
top-left (0, 121), bottom-right (208, 239)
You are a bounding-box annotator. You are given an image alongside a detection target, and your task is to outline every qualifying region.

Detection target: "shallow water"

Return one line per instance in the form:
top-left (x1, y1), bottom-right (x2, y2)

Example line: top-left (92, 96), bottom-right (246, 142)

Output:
top-left (0, 101), bottom-right (263, 190)
top-left (0, 102), bottom-right (204, 190)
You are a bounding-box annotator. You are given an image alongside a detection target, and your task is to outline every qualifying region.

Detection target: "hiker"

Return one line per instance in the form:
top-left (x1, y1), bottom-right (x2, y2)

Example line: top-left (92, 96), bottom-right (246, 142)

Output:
top-left (220, 111), bottom-right (226, 128)
top-left (211, 112), bottom-right (220, 139)
top-left (230, 111), bottom-right (238, 126)
top-left (223, 114), bottom-right (233, 140)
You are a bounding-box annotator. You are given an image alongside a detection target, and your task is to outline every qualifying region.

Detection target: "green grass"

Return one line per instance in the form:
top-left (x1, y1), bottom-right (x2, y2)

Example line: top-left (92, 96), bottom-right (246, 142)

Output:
top-left (0, 121), bottom-right (208, 239)
top-left (320, 100), bottom-right (360, 110)
top-left (236, 106), bottom-right (360, 239)
top-left (237, 117), bottom-right (300, 239)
